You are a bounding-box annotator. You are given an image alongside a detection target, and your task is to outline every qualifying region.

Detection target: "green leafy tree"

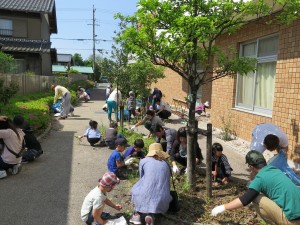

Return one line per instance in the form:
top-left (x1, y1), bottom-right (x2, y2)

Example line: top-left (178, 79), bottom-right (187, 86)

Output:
top-left (115, 0), bottom-right (300, 190)
top-left (73, 53), bottom-right (84, 66)
top-left (0, 51), bottom-right (17, 73)
top-left (127, 61), bottom-right (164, 100)
top-left (85, 55), bottom-right (101, 81)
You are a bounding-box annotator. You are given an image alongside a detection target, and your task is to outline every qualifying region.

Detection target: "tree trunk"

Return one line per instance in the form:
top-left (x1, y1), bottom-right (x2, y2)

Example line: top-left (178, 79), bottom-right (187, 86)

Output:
top-left (206, 123), bottom-right (212, 198)
top-left (120, 105), bottom-right (124, 128)
top-left (186, 84), bottom-right (198, 190)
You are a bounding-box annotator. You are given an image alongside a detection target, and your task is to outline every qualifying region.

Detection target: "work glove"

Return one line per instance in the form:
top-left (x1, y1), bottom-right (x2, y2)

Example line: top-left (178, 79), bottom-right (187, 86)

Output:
top-left (130, 125), bottom-right (136, 131)
top-left (125, 158), bottom-right (134, 166)
top-left (172, 165), bottom-right (179, 174)
top-left (211, 205), bottom-right (226, 216)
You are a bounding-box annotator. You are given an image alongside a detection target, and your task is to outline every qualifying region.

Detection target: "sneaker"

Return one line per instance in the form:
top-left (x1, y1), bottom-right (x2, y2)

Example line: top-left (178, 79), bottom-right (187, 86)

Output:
top-left (145, 215), bottom-right (153, 225)
top-left (0, 170), bottom-right (7, 179)
top-left (11, 164), bottom-right (22, 175)
top-left (129, 213), bottom-right (142, 224)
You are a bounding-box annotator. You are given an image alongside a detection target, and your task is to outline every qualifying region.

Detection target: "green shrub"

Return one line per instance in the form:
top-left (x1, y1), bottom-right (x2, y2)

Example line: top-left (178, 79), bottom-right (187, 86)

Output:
top-left (1, 92), bottom-right (53, 130)
top-left (0, 79), bottom-right (19, 106)
top-left (0, 51), bottom-right (17, 73)
top-left (69, 79), bottom-right (95, 92)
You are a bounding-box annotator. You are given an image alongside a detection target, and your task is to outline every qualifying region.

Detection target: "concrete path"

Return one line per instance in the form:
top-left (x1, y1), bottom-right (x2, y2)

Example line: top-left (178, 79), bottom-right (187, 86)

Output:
top-left (0, 85), bottom-right (250, 225)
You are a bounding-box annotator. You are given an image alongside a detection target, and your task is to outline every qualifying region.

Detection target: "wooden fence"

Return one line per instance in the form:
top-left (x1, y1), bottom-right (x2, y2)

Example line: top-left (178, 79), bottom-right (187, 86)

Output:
top-left (0, 73), bottom-right (88, 95)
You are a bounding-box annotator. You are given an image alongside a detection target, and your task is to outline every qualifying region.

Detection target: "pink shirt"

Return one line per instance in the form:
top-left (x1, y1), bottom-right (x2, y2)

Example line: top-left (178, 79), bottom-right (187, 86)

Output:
top-left (0, 128), bottom-right (25, 164)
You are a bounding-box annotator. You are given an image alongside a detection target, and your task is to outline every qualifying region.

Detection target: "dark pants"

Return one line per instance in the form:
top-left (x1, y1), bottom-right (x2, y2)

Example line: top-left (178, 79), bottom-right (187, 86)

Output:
top-left (22, 148), bottom-right (43, 162)
top-left (87, 138), bottom-right (100, 146)
top-left (212, 162), bottom-right (227, 180)
top-left (0, 156), bottom-right (15, 171)
top-left (128, 109), bottom-right (136, 123)
top-left (157, 110), bottom-right (171, 119)
top-left (105, 134), bottom-right (125, 149)
top-left (144, 121), bottom-right (152, 131)
top-left (173, 153), bottom-right (187, 167)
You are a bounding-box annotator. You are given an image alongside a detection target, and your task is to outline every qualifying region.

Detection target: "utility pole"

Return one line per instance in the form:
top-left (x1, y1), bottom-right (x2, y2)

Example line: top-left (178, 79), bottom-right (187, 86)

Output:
top-left (92, 5), bottom-right (96, 75)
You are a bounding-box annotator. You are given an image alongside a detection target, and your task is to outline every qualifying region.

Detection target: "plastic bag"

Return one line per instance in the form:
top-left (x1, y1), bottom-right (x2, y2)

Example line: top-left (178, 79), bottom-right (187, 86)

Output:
top-left (268, 150), bottom-right (300, 186)
top-left (105, 216), bottom-right (128, 225)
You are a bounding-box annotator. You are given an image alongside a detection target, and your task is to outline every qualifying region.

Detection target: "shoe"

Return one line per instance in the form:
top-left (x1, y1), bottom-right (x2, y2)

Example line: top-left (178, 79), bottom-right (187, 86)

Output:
top-left (129, 213), bottom-right (142, 224)
top-left (58, 117), bottom-right (66, 120)
top-left (11, 164), bottom-right (22, 175)
top-left (0, 170), bottom-right (7, 179)
top-left (21, 160), bottom-right (29, 164)
top-left (145, 215), bottom-right (153, 225)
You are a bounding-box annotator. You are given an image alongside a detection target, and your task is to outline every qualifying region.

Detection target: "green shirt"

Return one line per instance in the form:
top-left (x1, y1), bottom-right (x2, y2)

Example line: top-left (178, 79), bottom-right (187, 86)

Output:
top-left (249, 165), bottom-right (300, 221)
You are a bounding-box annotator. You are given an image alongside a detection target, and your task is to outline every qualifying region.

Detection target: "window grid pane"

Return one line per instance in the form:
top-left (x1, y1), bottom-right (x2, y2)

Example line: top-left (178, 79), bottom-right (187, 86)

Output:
top-left (236, 35), bottom-right (278, 115)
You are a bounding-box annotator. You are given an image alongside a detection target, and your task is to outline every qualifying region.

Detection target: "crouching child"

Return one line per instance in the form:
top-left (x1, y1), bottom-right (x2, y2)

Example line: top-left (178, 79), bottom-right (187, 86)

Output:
top-left (81, 172), bottom-right (122, 225)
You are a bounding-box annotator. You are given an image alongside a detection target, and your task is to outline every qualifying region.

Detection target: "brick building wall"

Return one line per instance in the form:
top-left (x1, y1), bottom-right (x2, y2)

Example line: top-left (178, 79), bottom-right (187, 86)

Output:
top-left (152, 67), bottom-right (213, 107)
top-left (212, 17), bottom-right (300, 162)
top-left (151, 68), bottom-right (189, 104)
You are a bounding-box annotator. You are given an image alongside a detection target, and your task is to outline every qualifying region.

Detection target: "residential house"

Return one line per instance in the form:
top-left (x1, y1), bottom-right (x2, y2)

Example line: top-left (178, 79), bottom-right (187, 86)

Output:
top-left (57, 53), bottom-right (73, 67)
top-left (211, 14), bottom-right (300, 164)
top-left (0, 0), bottom-right (57, 75)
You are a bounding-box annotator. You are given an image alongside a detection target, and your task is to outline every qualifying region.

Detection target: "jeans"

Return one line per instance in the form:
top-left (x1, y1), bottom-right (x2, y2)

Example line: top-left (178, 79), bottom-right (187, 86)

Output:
top-left (107, 100), bottom-right (117, 121)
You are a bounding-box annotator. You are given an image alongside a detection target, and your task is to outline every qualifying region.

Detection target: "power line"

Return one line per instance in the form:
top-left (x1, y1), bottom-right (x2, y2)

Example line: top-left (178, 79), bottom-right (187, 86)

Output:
top-left (55, 47), bottom-right (111, 52)
top-left (56, 7), bottom-right (133, 15)
top-left (51, 38), bottom-right (114, 42)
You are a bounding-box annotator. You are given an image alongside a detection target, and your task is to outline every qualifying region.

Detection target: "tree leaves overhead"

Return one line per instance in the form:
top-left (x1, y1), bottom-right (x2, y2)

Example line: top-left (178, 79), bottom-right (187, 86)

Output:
top-left (115, 0), bottom-right (300, 88)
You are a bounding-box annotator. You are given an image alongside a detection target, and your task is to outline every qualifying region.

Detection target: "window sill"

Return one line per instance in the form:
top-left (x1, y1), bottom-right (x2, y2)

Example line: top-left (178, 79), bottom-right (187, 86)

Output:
top-left (233, 107), bottom-right (272, 118)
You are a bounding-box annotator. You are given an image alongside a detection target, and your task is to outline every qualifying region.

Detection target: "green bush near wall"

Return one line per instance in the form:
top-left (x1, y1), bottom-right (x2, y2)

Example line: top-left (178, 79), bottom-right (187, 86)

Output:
top-left (0, 90), bottom-right (78, 131)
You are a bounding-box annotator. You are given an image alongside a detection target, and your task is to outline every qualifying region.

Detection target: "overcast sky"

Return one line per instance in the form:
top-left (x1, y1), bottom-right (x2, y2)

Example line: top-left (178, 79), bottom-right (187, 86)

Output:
top-left (51, 0), bottom-right (138, 60)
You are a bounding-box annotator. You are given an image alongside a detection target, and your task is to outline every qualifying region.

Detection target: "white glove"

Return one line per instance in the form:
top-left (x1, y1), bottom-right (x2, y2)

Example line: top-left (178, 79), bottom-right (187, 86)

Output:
top-left (125, 158), bottom-right (134, 166)
top-left (172, 165), bottom-right (179, 174)
top-left (130, 125), bottom-right (136, 131)
top-left (211, 205), bottom-right (226, 216)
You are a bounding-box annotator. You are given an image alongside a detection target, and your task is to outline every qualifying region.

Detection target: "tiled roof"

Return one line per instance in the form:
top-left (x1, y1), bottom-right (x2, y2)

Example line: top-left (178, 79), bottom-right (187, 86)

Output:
top-left (0, 37), bottom-right (51, 53)
top-left (0, 0), bottom-right (55, 13)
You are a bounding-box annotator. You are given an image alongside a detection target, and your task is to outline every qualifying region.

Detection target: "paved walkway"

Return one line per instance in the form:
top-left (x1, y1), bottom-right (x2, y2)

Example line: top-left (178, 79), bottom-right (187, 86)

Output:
top-left (0, 85), bottom-right (250, 225)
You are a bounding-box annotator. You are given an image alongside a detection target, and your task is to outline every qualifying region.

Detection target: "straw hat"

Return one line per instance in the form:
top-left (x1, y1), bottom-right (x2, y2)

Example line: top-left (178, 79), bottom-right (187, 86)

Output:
top-left (147, 143), bottom-right (169, 159)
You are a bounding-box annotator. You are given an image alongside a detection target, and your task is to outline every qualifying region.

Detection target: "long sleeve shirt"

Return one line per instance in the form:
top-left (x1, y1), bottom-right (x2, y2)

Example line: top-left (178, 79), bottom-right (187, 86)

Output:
top-left (0, 128), bottom-right (25, 164)
top-left (54, 85), bottom-right (70, 103)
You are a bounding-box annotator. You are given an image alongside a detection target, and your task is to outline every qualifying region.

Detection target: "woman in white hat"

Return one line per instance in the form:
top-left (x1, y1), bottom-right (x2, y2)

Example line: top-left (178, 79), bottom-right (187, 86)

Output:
top-left (130, 143), bottom-right (172, 225)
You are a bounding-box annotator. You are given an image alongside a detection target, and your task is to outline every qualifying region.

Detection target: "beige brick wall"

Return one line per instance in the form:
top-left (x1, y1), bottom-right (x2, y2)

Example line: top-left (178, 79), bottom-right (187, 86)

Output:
top-left (212, 17), bottom-right (300, 162)
top-left (151, 68), bottom-right (189, 104)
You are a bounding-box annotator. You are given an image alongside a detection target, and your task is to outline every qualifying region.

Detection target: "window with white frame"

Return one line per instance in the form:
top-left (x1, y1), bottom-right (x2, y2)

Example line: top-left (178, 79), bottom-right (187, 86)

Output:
top-left (0, 19), bottom-right (13, 36)
top-left (236, 35), bottom-right (278, 116)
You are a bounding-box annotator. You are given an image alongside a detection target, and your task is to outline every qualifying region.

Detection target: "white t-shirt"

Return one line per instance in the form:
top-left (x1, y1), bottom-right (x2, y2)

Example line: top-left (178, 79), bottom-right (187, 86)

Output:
top-left (157, 102), bottom-right (171, 112)
top-left (107, 89), bottom-right (122, 103)
top-left (250, 123), bottom-right (288, 153)
top-left (80, 91), bottom-right (90, 100)
top-left (81, 186), bottom-right (107, 222)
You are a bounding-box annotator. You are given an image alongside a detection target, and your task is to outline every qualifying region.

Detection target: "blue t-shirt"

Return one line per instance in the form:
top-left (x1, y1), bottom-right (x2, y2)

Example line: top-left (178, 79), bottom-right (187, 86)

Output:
top-left (249, 165), bottom-right (300, 220)
top-left (123, 146), bottom-right (145, 159)
top-left (107, 150), bottom-right (123, 173)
